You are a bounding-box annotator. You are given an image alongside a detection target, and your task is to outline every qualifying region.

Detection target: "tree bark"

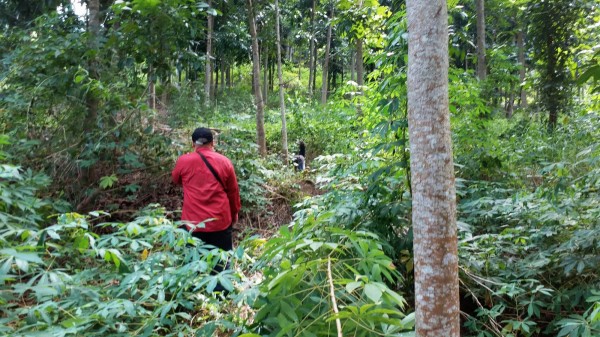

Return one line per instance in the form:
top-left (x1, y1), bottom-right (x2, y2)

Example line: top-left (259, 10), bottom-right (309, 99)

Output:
top-left (161, 77), bottom-right (168, 108)
top-left (406, 0), bottom-right (460, 336)
top-left (247, 0), bottom-right (267, 157)
top-left (213, 59), bottom-right (217, 96)
top-left (148, 70), bottom-right (156, 110)
top-left (85, 0), bottom-right (100, 127)
top-left (350, 51), bottom-right (355, 82)
top-left (321, 6), bottom-right (333, 104)
top-left (356, 38), bottom-right (364, 115)
top-left (227, 64), bottom-right (232, 89)
top-left (356, 38), bottom-right (364, 88)
top-left (221, 60), bottom-right (226, 93)
top-left (476, 0), bottom-right (486, 80)
top-left (263, 44), bottom-right (269, 99)
top-left (204, 0), bottom-right (214, 107)
top-left (308, 0), bottom-right (316, 95)
top-left (517, 29), bottom-right (528, 108)
top-left (506, 83), bottom-right (515, 118)
top-left (275, 0), bottom-right (288, 163)
top-left (312, 43), bottom-right (317, 92)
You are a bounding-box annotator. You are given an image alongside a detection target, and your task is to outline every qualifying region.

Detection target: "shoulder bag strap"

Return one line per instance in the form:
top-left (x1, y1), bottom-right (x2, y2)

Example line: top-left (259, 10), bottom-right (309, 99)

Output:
top-left (197, 152), bottom-right (226, 191)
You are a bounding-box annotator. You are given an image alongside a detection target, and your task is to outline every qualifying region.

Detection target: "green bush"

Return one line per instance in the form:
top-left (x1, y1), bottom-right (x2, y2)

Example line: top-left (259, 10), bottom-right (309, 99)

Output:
top-left (0, 206), bottom-right (251, 337)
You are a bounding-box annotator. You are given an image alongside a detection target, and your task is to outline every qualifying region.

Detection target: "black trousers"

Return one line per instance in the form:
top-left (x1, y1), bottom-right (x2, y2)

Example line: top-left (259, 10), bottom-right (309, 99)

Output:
top-left (191, 225), bottom-right (233, 276)
top-left (191, 225), bottom-right (233, 251)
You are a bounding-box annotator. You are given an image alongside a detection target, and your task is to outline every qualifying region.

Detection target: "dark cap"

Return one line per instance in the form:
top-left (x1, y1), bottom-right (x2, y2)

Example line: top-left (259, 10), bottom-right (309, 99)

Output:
top-left (192, 127), bottom-right (213, 145)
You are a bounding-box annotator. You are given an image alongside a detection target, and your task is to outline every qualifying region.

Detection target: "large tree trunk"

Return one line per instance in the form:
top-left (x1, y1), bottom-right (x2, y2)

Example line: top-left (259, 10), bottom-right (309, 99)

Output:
top-left (275, 0), bottom-right (288, 163)
top-left (476, 0), bottom-right (486, 80)
top-left (308, 0), bottom-right (316, 95)
top-left (517, 29), bottom-right (528, 108)
top-left (204, 0), bottom-right (213, 107)
top-left (321, 6), bottom-right (333, 104)
top-left (247, 0), bottom-right (267, 157)
top-left (406, 0), bottom-right (460, 336)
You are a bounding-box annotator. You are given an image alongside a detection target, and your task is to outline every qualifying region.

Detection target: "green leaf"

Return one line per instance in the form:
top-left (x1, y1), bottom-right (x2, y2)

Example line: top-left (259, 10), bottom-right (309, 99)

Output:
top-left (401, 312), bottom-right (416, 329)
top-left (346, 281), bottom-right (362, 294)
top-left (364, 283), bottom-right (383, 302)
top-left (99, 174), bottom-right (118, 189)
top-left (74, 74), bottom-right (86, 83)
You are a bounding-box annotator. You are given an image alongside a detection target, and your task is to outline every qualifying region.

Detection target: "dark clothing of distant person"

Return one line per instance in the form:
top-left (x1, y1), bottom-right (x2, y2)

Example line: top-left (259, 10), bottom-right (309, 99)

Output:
top-left (293, 141), bottom-right (306, 171)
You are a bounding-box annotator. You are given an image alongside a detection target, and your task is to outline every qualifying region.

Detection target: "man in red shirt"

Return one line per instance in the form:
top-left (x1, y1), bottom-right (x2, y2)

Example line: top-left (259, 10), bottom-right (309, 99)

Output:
top-left (172, 127), bottom-right (241, 252)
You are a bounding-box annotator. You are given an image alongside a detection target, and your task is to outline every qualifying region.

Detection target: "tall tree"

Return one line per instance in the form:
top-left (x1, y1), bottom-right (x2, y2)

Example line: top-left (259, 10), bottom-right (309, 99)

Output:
top-left (204, 0), bottom-right (214, 107)
top-left (308, 0), bottom-right (317, 95)
top-left (321, 4), bottom-right (333, 104)
top-left (476, 0), bottom-right (486, 80)
top-left (529, 0), bottom-right (583, 129)
top-left (406, 0), bottom-right (460, 336)
top-left (86, 0), bottom-right (100, 127)
top-left (517, 28), bottom-right (528, 107)
top-left (247, 0), bottom-right (267, 156)
top-left (275, 0), bottom-right (288, 163)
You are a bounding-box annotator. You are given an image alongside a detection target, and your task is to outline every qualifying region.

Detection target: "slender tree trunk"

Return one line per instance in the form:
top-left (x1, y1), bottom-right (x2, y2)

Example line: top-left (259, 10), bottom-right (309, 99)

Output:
top-left (547, 34), bottom-right (558, 129)
top-left (356, 38), bottom-right (364, 89)
top-left (221, 60), bottom-right (226, 92)
top-left (247, 0), bottom-right (267, 156)
top-left (215, 61), bottom-right (219, 97)
top-left (205, 0), bottom-right (213, 107)
top-left (86, 0), bottom-right (100, 127)
top-left (517, 29), bottom-right (528, 108)
top-left (507, 83), bottom-right (515, 118)
top-left (356, 37), bottom-right (364, 114)
top-left (406, 0), bottom-right (460, 336)
top-left (308, 0), bottom-right (316, 95)
top-left (148, 66), bottom-right (156, 110)
top-left (312, 43), bottom-right (318, 92)
top-left (350, 51), bottom-right (355, 82)
top-left (161, 77), bottom-right (168, 108)
top-left (227, 64), bottom-right (232, 89)
top-left (263, 44), bottom-right (269, 99)
top-left (275, 0), bottom-right (288, 163)
top-left (270, 61), bottom-right (275, 92)
top-left (476, 0), bottom-right (486, 80)
top-left (321, 6), bottom-right (333, 104)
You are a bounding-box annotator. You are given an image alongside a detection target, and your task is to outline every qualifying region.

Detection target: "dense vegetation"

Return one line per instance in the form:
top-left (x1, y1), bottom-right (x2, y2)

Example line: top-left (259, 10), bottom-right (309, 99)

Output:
top-left (1, 0), bottom-right (599, 336)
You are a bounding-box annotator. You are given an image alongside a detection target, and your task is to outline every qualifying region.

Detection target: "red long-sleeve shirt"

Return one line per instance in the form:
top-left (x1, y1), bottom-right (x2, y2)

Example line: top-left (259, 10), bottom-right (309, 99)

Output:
top-left (172, 147), bottom-right (241, 232)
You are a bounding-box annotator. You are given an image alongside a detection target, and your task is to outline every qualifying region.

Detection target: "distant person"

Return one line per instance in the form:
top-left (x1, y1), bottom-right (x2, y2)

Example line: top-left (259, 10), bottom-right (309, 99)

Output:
top-left (293, 141), bottom-right (306, 171)
top-left (172, 127), bottom-right (241, 254)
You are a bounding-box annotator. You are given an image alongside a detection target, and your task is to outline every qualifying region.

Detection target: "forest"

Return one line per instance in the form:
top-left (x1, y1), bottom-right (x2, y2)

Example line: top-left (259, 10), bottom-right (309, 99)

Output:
top-left (0, 0), bottom-right (599, 336)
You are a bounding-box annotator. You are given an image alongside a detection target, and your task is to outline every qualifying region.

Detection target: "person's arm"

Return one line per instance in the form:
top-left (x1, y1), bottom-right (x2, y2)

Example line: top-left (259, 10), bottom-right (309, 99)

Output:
top-left (226, 161), bottom-right (241, 224)
top-left (172, 158), bottom-right (183, 185)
